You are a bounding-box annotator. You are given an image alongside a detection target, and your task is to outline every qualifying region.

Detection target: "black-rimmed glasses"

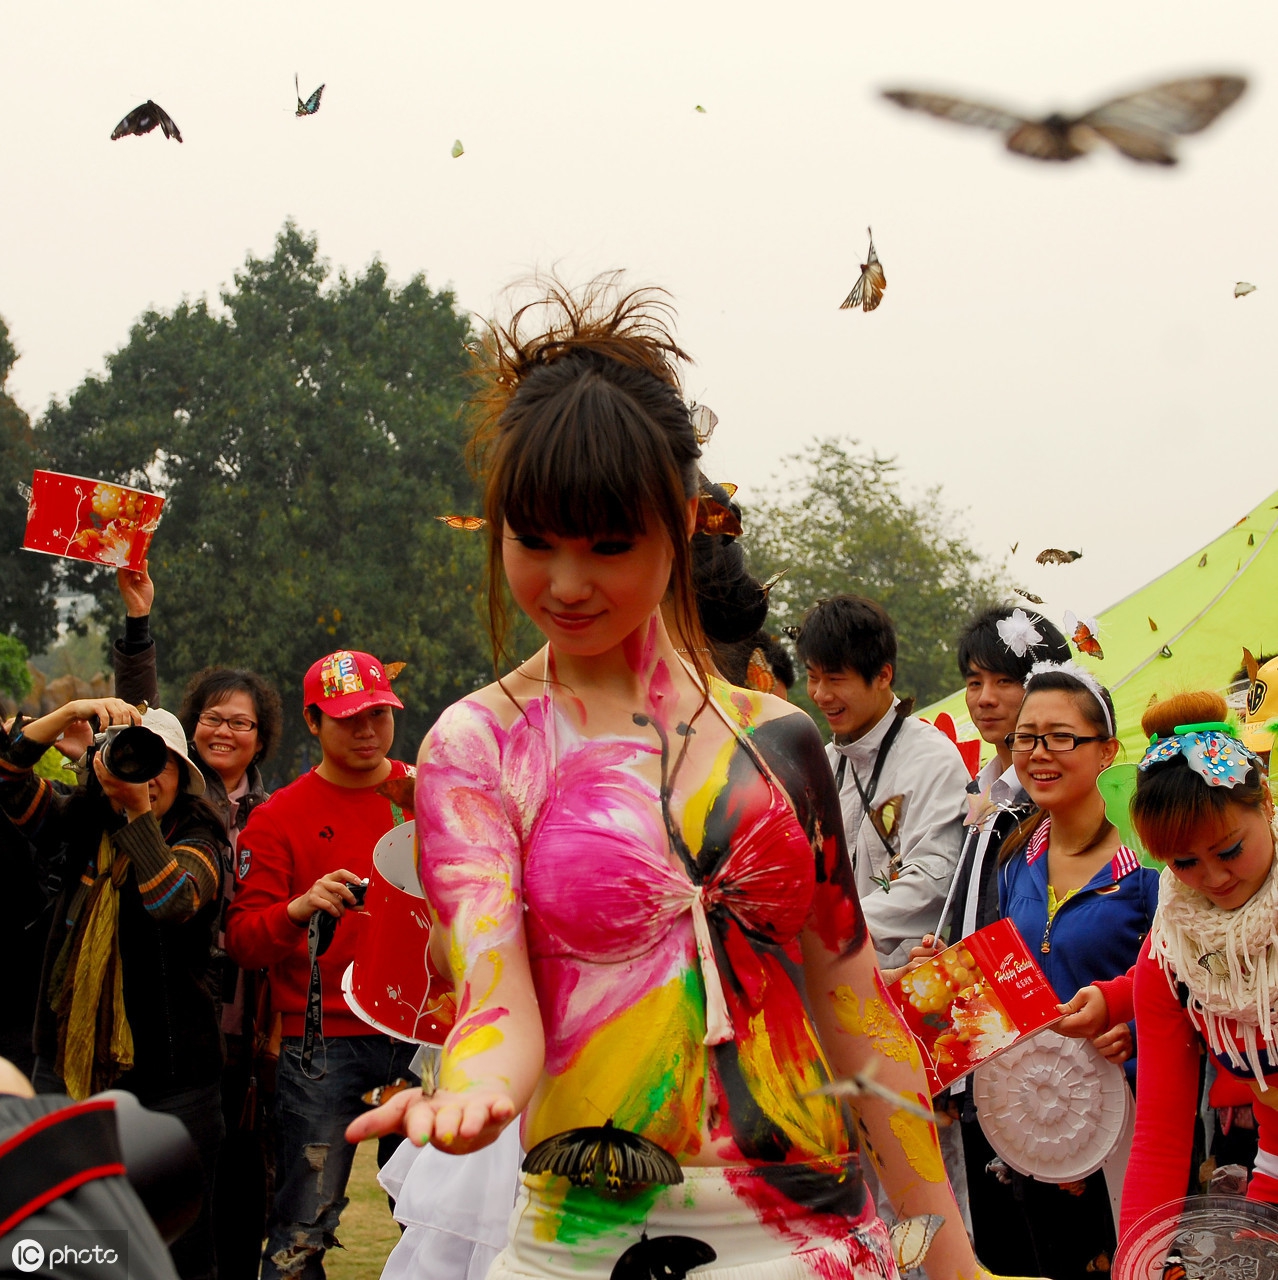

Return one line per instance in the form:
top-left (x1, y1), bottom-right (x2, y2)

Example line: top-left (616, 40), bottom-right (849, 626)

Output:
top-left (1005, 731), bottom-right (1106, 754)
top-left (197, 711), bottom-right (258, 734)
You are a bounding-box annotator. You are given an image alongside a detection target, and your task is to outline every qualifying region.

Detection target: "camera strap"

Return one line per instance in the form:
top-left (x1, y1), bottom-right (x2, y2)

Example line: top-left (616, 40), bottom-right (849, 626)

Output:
top-left (299, 797), bottom-right (408, 1079)
top-left (0, 1098), bottom-right (125, 1237)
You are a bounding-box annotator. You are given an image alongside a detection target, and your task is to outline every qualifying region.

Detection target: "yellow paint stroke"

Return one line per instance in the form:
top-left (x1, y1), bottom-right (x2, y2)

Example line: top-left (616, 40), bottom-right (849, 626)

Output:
top-left (889, 1108), bottom-right (945, 1183)
top-left (833, 984), bottom-right (922, 1070)
top-left (679, 735), bottom-right (736, 856)
top-left (832, 985), bottom-right (865, 1036)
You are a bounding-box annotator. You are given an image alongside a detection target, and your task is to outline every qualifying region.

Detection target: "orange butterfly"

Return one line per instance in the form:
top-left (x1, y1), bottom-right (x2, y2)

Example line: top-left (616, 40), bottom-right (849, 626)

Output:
top-left (696, 495), bottom-right (742, 537)
top-left (436, 515), bottom-right (486, 530)
top-left (745, 648), bottom-right (776, 694)
top-left (362, 1078), bottom-right (415, 1106)
top-left (882, 76), bottom-right (1245, 165)
top-left (1064, 611), bottom-right (1103, 660)
top-left (840, 227), bottom-right (886, 312)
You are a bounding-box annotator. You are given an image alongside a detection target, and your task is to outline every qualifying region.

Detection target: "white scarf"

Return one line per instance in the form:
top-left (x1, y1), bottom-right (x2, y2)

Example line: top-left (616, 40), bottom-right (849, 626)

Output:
top-left (1148, 820), bottom-right (1278, 1087)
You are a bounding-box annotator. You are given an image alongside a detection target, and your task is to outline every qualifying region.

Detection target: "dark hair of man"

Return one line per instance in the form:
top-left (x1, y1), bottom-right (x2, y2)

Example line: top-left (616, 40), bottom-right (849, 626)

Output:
top-left (956, 606), bottom-right (1072, 682)
top-left (178, 667), bottom-right (284, 765)
top-left (794, 595), bottom-right (896, 686)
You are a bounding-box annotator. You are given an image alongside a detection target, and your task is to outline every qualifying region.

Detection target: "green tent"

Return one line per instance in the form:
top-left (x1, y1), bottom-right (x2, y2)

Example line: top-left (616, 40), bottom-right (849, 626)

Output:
top-left (921, 487), bottom-right (1278, 759)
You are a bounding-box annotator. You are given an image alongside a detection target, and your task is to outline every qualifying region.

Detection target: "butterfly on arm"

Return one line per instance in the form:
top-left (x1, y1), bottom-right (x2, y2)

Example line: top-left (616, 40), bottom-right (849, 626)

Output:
top-left (111, 101), bottom-right (182, 143)
top-left (881, 75), bottom-right (1246, 165)
top-left (521, 1119), bottom-right (683, 1191)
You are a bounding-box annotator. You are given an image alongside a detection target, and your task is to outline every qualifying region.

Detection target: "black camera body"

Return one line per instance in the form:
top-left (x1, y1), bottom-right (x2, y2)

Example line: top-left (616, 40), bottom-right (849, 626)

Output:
top-left (311, 879), bottom-right (368, 955)
top-left (87, 721), bottom-right (169, 785)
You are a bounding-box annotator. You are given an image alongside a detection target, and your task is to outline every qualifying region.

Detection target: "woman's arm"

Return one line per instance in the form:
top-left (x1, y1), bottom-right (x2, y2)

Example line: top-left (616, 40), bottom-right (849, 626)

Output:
top-left (348, 699), bottom-right (545, 1153)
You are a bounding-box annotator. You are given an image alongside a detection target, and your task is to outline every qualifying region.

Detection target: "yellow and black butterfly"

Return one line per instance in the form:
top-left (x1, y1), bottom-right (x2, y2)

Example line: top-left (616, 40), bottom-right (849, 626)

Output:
top-left (611, 1233), bottom-right (715, 1280)
top-left (295, 74), bottom-right (325, 117)
top-left (1036, 548), bottom-right (1082, 565)
top-left (521, 1120), bottom-right (683, 1190)
top-left (881, 76), bottom-right (1245, 165)
top-left (840, 227), bottom-right (886, 312)
top-left (111, 100), bottom-right (182, 143)
top-left (890, 1214), bottom-right (945, 1274)
top-left (436, 515), bottom-right (486, 530)
top-left (870, 795), bottom-right (904, 843)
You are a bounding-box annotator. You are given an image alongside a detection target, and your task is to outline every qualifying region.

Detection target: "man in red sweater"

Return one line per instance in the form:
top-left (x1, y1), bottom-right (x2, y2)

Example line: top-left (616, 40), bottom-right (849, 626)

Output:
top-left (226, 649), bottom-right (418, 1280)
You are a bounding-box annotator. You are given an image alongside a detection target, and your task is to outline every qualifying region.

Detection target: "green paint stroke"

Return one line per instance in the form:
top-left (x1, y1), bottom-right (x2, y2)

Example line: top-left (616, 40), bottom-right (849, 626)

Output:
top-left (555, 1182), bottom-right (662, 1246)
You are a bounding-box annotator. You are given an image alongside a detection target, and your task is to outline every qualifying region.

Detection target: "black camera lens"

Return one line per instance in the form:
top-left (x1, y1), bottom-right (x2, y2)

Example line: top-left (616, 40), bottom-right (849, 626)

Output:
top-left (100, 725), bottom-right (170, 784)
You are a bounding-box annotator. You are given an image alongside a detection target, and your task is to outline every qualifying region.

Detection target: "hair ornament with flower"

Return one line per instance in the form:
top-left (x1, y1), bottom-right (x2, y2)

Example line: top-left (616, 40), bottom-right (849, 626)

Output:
top-left (995, 608), bottom-right (1043, 658)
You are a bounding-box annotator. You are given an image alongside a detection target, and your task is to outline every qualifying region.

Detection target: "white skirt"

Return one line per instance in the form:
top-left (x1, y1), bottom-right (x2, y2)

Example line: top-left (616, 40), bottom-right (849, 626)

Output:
top-left (378, 1123), bottom-right (524, 1280)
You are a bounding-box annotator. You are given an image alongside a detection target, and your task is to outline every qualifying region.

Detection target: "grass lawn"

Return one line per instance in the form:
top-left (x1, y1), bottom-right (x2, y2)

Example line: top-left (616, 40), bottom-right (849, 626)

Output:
top-left (326, 1139), bottom-right (402, 1280)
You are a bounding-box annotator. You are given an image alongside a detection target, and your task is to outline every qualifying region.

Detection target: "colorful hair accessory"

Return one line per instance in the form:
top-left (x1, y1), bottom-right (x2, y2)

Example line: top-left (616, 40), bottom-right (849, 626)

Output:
top-left (1139, 727), bottom-right (1260, 789)
top-left (1024, 659), bottom-right (1114, 738)
top-left (996, 608), bottom-right (1044, 658)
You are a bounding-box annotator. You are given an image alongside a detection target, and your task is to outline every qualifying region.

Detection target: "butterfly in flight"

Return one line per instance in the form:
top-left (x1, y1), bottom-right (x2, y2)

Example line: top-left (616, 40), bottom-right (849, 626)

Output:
top-left (1198, 553), bottom-right (1208, 567)
top-left (805, 1060), bottom-right (946, 1125)
top-left (435, 515), bottom-right (486, 530)
top-left (295, 75), bottom-right (324, 117)
top-left (1010, 541), bottom-right (1019, 554)
top-left (890, 1214), bottom-right (945, 1274)
top-left (111, 101), bottom-right (182, 143)
top-left (611, 1233), bottom-right (716, 1280)
top-left (1064, 611), bottom-right (1103, 660)
top-left (882, 76), bottom-right (1245, 165)
top-left (521, 1120), bottom-right (683, 1190)
top-left (451, 139), bottom-right (465, 158)
top-left (1236, 281), bottom-right (1258, 298)
top-left (1014, 586), bottom-right (1044, 605)
top-left (1036, 548), bottom-right (1082, 565)
top-left (1148, 617), bottom-right (1159, 632)
top-left (840, 227), bottom-right (886, 312)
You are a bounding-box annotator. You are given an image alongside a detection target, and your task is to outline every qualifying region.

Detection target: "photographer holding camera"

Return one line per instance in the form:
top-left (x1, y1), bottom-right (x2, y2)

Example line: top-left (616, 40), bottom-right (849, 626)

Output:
top-left (224, 650), bottom-right (418, 1280)
top-left (0, 697), bottom-right (227, 1280)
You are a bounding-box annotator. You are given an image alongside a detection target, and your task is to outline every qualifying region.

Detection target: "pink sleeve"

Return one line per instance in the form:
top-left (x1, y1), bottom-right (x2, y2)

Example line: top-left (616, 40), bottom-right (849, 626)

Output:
top-left (1121, 938), bottom-right (1201, 1237)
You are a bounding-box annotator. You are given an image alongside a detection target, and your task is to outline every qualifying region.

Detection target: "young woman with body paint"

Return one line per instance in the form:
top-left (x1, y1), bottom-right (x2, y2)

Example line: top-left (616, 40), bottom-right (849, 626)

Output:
top-left (349, 280), bottom-right (1036, 1280)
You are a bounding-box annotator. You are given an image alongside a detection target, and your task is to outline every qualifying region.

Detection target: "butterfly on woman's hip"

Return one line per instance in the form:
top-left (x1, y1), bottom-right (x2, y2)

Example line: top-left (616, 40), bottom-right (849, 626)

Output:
top-left (521, 1119), bottom-right (683, 1190)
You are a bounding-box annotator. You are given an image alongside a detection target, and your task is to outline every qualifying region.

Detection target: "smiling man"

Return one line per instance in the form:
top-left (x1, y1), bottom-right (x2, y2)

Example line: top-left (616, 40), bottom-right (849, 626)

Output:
top-left (225, 649), bottom-right (419, 1280)
top-left (795, 595), bottom-right (969, 970)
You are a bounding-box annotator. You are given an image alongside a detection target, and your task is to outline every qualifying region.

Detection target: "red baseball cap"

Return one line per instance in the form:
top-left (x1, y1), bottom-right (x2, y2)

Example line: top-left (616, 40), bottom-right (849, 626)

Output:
top-left (303, 650), bottom-right (404, 719)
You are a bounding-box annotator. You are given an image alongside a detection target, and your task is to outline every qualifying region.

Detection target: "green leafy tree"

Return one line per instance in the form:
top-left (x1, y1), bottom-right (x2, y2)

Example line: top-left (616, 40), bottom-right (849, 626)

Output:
top-left (746, 439), bottom-right (1001, 708)
top-left (0, 315), bottom-right (59, 652)
top-left (0, 633), bottom-right (31, 702)
top-left (39, 223), bottom-right (491, 776)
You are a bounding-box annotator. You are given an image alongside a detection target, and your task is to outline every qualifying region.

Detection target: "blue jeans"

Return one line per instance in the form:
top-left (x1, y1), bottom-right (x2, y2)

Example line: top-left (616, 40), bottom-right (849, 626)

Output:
top-left (261, 1035), bottom-right (418, 1280)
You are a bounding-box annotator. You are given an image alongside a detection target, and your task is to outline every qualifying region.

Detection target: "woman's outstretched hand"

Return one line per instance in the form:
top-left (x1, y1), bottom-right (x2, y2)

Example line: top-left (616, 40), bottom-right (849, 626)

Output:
top-left (1055, 985), bottom-right (1109, 1039)
top-left (345, 1086), bottom-right (516, 1155)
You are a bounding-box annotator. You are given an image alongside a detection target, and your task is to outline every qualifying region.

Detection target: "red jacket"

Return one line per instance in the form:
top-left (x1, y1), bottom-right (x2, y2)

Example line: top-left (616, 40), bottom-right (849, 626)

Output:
top-left (225, 762), bottom-right (411, 1038)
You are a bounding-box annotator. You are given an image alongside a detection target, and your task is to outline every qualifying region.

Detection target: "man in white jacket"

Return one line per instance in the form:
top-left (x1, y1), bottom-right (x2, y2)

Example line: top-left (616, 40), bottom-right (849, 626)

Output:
top-left (796, 595), bottom-right (969, 971)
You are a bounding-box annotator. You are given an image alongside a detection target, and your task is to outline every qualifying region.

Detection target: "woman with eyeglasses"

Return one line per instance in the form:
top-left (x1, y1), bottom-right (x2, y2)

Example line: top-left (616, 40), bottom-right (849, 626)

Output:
top-left (995, 662), bottom-right (1159, 1280)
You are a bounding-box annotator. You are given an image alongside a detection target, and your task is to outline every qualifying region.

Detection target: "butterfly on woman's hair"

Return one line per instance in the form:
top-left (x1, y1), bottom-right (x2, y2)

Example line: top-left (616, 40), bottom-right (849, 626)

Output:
top-left (111, 101), bottom-right (182, 143)
top-left (881, 75), bottom-right (1246, 165)
top-left (745, 649), bottom-right (776, 695)
top-left (295, 74), bottom-right (325, 117)
top-left (840, 227), bottom-right (886, 312)
top-left (521, 1120), bottom-right (683, 1190)
top-left (689, 403), bottom-right (718, 445)
top-left (611, 1233), bottom-right (716, 1280)
top-left (435, 515), bottom-right (486, 530)
top-left (1064, 611), bottom-right (1103, 660)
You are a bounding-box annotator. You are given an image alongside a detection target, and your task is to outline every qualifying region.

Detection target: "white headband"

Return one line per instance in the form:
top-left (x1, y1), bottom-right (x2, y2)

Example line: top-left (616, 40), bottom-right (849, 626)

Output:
top-left (1024, 660), bottom-right (1115, 738)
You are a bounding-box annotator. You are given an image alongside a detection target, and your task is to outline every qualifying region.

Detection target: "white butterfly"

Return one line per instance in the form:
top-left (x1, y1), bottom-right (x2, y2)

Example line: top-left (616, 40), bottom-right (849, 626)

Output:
top-left (840, 227), bottom-right (887, 312)
top-left (803, 1059), bottom-right (945, 1125)
top-left (889, 1214), bottom-right (945, 1273)
top-left (1235, 281), bottom-right (1257, 298)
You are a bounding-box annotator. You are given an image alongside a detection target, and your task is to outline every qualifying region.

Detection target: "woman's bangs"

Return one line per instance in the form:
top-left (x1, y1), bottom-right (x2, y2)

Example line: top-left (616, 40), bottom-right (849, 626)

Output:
top-left (495, 382), bottom-right (672, 540)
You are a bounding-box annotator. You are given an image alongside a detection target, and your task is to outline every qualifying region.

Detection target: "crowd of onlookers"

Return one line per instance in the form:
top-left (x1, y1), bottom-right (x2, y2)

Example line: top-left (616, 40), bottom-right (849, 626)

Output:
top-left (2, 548), bottom-right (1274, 1280)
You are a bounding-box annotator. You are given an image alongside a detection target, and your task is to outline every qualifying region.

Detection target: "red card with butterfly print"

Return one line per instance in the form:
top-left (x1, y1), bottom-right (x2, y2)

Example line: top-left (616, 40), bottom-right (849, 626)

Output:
top-left (886, 920), bottom-right (1062, 1095)
top-left (22, 471), bottom-right (165, 569)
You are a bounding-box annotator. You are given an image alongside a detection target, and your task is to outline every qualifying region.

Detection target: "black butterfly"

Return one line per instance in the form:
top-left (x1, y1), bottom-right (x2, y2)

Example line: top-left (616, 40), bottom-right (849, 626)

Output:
top-left (111, 101), bottom-right (182, 143)
top-left (521, 1120), bottom-right (683, 1190)
top-left (295, 74), bottom-right (324, 117)
top-left (882, 75), bottom-right (1245, 165)
top-left (611, 1233), bottom-right (716, 1280)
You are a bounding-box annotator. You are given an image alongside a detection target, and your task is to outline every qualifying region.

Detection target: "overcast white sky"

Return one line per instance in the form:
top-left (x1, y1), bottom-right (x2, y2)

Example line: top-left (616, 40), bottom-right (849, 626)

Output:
top-left (3, 1), bottom-right (1275, 629)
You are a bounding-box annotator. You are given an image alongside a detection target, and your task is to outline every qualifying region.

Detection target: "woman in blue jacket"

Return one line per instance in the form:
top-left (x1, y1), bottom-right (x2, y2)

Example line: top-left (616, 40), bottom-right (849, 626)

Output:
top-left (997, 662), bottom-right (1159, 1280)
